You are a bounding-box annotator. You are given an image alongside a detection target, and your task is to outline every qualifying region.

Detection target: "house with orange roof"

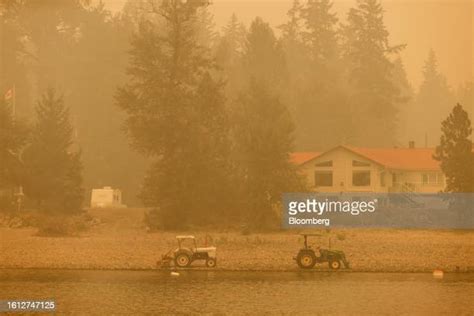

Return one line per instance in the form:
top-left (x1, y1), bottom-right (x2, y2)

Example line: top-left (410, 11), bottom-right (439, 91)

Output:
top-left (291, 144), bottom-right (446, 193)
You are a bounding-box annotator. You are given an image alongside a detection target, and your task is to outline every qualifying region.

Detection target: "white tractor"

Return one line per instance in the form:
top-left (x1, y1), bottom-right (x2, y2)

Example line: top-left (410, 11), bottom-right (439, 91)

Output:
top-left (159, 235), bottom-right (217, 268)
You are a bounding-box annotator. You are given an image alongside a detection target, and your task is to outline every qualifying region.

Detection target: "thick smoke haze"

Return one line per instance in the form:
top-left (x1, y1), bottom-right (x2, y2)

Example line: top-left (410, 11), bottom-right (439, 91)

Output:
top-left (1, 3), bottom-right (474, 315)
top-left (103, 0), bottom-right (473, 88)
top-left (2, 0), bottom-right (472, 209)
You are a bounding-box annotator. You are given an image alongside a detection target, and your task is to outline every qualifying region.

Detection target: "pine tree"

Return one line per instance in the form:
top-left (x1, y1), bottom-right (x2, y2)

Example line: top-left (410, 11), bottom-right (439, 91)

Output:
top-left (23, 88), bottom-right (84, 213)
top-left (221, 13), bottom-right (247, 53)
top-left (417, 50), bottom-right (455, 146)
top-left (117, 0), bottom-right (231, 229)
top-left (279, 0), bottom-right (307, 80)
top-left (299, 0), bottom-right (350, 149)
top-left (278, 0), bottom-right (308, 125)
top-left (278, 0), bottom-right (351, 150)
top-left (457, 82), bottom-right (474, 124)
top-left (392, 57), bottom-right (415, 144)
top-left (216, 13), bottom-right (247, 68)
top-left (232, 80), bottom-right (304, 229)
top-left (243, 17), bottom-right (287, 90)
top-left (215, 13), bottom-right (247, 98)
top-left (62, 3), bottom-right (148, 206)
top-left (434, 104), bottom-right (474, 193)
top-left (279, 0), bottom-right (303, 42)
top-left (195, 6), bottom-right (218, 51)
top-left (341, 0), bottom-right (405, 146)
top-left (301, 0), bottom-right (338, 66)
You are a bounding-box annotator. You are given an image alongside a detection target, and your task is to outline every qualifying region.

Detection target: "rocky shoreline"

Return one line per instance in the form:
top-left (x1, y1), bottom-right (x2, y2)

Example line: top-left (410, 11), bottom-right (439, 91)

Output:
top-left (1, 227), bottom-right (473, 273)
top-left (1, 208), bottom-right (473, 273)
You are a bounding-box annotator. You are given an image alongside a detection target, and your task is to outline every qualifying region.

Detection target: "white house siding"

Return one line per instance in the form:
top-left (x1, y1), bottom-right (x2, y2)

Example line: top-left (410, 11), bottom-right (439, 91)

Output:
top-left (391, 170), bottom-right (445, 193)
top-left (299, 147), bottom-right (388, 193)
top-left (298, 147), bottom-right (445, 194)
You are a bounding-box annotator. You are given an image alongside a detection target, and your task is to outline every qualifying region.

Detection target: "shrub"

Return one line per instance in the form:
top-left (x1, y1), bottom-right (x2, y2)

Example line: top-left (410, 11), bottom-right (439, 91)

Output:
top-left (144, 208), bottom-right (162, 231)
top-left (36, 213), bottom-right (91, 237)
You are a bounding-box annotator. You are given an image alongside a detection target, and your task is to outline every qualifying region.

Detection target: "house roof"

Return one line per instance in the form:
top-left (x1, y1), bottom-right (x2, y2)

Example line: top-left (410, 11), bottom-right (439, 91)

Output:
top-left (290, 152), bottom-right (321, 165)
top-left (292, 145), bottom-right (442, 171)
top-left (346, 146), bottom-right (440, 170)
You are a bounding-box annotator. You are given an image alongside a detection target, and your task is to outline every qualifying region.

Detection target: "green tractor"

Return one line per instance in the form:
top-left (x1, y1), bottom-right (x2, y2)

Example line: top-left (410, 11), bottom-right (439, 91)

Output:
top-left (294, 233), bottom-right (350, 270)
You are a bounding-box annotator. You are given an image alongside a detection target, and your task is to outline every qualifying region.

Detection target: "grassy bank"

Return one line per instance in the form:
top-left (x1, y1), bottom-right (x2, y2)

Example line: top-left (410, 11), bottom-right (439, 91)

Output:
top-left (1, 208), bottom-right (473, 272)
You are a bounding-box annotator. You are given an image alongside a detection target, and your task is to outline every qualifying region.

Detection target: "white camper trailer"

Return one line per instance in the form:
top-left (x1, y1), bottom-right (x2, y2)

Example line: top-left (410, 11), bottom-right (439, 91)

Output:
top-left (90, 186), bottom-right (125, 208)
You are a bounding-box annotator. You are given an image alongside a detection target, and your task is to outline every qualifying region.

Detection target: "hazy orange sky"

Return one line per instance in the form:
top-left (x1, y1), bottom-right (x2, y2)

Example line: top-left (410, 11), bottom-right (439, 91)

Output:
top-left (102, 0), bottom-right (473, 90)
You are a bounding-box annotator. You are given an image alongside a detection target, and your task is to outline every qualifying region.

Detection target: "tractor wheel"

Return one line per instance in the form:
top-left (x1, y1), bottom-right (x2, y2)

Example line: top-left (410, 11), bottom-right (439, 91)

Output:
top-left (296, 251), bottom-right (316, 269)
top-left (329, 260), bottom-right (341, 270)
top-left (175, 253), bottom-right (191, 268)
top-left (206, 258), bottom-right (217, 268)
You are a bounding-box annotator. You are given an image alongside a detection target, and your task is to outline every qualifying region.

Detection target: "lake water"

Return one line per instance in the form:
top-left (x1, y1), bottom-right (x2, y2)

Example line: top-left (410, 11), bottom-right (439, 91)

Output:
top-left (0, 269), bottom-right (473, 315)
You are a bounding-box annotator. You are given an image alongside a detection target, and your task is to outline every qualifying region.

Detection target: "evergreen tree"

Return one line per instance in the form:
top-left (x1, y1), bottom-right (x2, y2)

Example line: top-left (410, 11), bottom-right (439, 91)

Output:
top-left (278, 0), bottom-right (308, 145)
top-left (215, 13), bottom-right (247, 98)
top-left (457, 82), bottom-right (474, 124)
top-left (341, 0), bottom-right (405, 146)
top-left (66, 3), bottom-right (147, 206)
top-left (279, 0), bottom-right (350, 150)
top-left (301, 0), bottom-right (338, 67)
top-left (220, 13), bottom-right (247, 56)
top-left (215, 14), bottom-right (247, 72)
top-left (299, 0), bottom-right (350, 149)
top-left (232, 81), bottom-right (304, 229)
top-left (19, 1), bottom-right (148, 206)
top-left (279, 0), bottom-right (306, 80)
top-left (117, 0), bottom-right (231, 229)
top-left (195, 6), bottom-right (218, 51)
top-left (279, 0), bottom-right (303, 42)
top-left (2, 1), bottom-right (147, 205)
top-left (434, 104), bottom-right (474, 193)
top-left (243, 17), bottom-right (287, 90)
top-left (23, 89), bottom-right (84, 213)
top-left (416, 50), bottom-right (455, 146)
top-left (392, 57), bottom-right (415, 144)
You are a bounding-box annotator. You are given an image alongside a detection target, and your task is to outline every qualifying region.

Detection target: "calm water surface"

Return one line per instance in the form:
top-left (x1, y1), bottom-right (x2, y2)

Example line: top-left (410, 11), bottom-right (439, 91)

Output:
top-left (0, 269), bottom-right (473, 315)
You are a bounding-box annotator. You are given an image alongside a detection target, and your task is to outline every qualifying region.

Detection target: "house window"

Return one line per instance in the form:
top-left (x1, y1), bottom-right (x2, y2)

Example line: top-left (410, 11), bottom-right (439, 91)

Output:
top-left (422, 173), bottom-right (443, 185)
top-left (315, 171), bottom-right (333, 187)
top-left (353, 171), bottom-right (371, 186)
top-left (315, 160), bottom-right (332, 167)
top-left (380, 172), bottom-right (386, 187)
top-left (353, 160), bottom-right (370, 167)
top-left (392, 173), bottom-right (398, 185)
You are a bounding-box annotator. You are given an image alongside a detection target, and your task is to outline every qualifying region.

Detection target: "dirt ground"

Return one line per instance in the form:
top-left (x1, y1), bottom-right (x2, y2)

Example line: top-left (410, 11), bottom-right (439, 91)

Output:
top-left (1, 208), bottom-right (473, 272)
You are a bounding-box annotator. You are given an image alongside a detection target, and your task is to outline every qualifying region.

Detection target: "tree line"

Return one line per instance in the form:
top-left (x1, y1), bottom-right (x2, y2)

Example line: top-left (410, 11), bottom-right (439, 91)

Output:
top-left (0, 0), bottom-right (472, 229)
top-left (0, 89), bottom-right (83, 214)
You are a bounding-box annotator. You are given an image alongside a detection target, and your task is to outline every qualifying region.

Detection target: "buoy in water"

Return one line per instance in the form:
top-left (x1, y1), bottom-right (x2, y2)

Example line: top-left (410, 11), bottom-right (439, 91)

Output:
top-left (433, 270), bottom-right (444, 278)
top-left (171, 272), bottom-right (180, 277)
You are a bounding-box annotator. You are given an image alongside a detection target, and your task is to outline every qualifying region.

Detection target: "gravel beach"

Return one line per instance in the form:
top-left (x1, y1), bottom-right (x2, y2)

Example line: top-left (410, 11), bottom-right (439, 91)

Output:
top-left (1, 208), bottom-right (473, 272)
